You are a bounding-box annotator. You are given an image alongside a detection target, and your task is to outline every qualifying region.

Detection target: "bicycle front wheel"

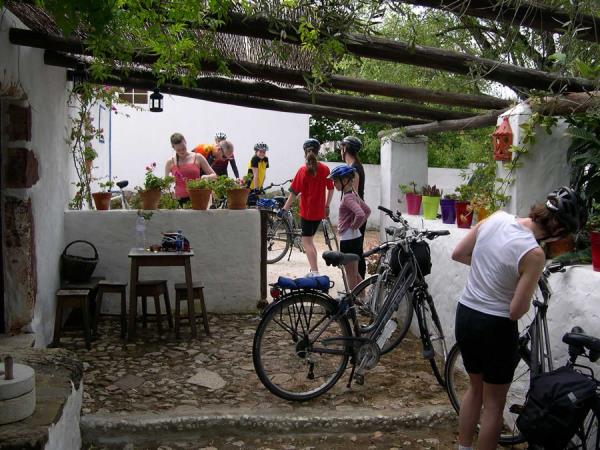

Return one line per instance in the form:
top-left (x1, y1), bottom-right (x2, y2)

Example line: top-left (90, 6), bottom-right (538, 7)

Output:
top-left (445, 343), bottom-right (530, 444)
top-left (419, 296), bottom-right (447, 387)
top-left (265, 212), bottom-right (291, 264)
top-left (321, 218), bottom-right (338, 251)
top-left (352, 275), bottom-right (413, 355)
top-left (252, 293), bottom-right (352, 401)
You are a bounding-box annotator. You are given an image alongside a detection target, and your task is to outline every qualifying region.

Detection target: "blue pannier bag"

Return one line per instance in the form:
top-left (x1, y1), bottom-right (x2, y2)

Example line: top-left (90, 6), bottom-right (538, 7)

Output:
top-left (277, 275), bottom-right (331, 293)
top-left (257, 198), bottom-right (278, 209)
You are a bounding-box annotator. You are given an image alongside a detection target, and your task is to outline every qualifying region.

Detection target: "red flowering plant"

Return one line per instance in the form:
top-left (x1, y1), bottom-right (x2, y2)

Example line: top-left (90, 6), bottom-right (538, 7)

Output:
top-left (135, 162), bottom-right (174, 192)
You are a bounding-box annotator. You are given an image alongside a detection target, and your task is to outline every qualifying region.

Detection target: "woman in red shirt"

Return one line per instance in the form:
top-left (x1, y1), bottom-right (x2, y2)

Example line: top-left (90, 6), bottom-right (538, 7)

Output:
top-left (281, 139), bottom-right (334, 277)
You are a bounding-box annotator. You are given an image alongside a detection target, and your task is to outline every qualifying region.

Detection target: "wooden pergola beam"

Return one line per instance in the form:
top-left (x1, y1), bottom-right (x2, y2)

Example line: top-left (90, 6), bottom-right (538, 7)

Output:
top-left (394, 0), bottom-right (600, 43)
top-left (214, 12), bottom-right (596, 92)
top-left (9, 28), bottom-right (511, 110)
top-left (44, 51), bottom-right (474, 121)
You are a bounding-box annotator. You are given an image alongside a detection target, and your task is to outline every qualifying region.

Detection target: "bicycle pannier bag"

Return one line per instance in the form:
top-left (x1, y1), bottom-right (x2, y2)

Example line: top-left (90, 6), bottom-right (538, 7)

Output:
top-left (516, 366), bottom-right (597, 450)
top-left (390, 241), bottom-right (432, 277)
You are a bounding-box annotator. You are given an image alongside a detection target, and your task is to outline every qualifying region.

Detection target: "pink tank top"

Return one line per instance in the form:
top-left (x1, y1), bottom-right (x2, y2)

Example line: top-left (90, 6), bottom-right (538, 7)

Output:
top-left (171, 155), bottom-right (202, 198)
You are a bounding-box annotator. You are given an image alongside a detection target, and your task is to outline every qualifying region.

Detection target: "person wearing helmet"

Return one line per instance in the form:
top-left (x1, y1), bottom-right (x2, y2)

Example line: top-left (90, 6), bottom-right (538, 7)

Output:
top-left (328, 165), bottom-right (371, 290)
top-left (281, 138), bottom-right (334, 277)
top-left (192, 132), bottom-right (229, 166)
top-left (340, 135), bottom-right (367, 278)
top-left (247, 142), bottom-right (270, 190)
top-left (451, 186), bottom-right (586, 450)
top-left (214, 131), bottom-right (227, 143)
top-left (165, 132), bottom-right (217, 206)
top-left (211, 139), bottom-right (240, 178)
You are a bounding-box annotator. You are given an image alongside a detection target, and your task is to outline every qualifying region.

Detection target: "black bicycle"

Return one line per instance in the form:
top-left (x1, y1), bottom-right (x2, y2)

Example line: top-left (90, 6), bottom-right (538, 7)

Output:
top-left (445, 262), bottom-right (600, 446)
top-left (252, 206), bottom-right (449, 401)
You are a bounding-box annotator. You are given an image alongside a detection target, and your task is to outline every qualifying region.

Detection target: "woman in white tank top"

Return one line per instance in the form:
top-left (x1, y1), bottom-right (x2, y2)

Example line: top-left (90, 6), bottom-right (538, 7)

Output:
top-left (450, 187), bottom-right (587, 450)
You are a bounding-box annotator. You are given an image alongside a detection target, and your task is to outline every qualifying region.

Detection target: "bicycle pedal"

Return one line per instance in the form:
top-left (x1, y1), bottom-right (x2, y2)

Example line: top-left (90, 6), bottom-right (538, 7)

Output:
top-left (354, 373), bottom-right (364, 385)
top-left (422, 348), bottom-right (434, 359)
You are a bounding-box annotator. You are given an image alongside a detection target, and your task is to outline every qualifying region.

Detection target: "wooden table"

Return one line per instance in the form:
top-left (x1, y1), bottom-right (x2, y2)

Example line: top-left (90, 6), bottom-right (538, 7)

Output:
top-left (127, 249), bottom-right (197, 340)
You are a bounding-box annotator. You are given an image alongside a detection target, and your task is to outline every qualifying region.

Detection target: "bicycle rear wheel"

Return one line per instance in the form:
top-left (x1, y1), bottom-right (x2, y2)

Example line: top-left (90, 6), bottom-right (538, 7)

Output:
top-left (252, 293), bottom-right (352, 401)
top-left (352, 275), bottom-right (413, 355)
top-left (265, 211), bottom-right (291, 264)
top-left (568, 408), bottom-right (599, 449)
top-left (321, 218), bottom-right (338, 251)
top-left (418, 296), bottom-right (447, 387)
top-left (445, 343), bottom-right (530, 444)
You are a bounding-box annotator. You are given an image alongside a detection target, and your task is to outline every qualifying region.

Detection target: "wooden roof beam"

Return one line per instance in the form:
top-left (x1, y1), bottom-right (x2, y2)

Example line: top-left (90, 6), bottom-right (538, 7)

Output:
top-left (9, 28), bottom-right (511, 110)
top-left (394, 0), bottom-right (600, 43)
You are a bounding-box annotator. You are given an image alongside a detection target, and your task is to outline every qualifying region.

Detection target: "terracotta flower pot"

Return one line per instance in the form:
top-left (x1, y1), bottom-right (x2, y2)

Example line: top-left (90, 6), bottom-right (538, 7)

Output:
top-left (189, 188), bottom-right (212, 210)
top-left (475, 207), bottom-right (491, 222)
top-left (546, 235), bottom-right (574, 259)
top-left (422, 195), bottom-right (440, 219)
top-left (227, 188), bottom-right (250, 210)
top-left (405, 193), bottom-right (422, 215)
top-left (139, 189), bottom-right (161, 210)
top-left (455, 201), bottom-right (473, 229)
top-left (92, 192), bottom-right (112, 210)
top-left (590, 231), bottom-right (600, 272)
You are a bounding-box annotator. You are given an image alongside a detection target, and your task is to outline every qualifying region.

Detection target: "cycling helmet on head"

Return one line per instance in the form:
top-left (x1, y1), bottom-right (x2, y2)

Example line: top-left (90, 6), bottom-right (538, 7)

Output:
top-left (341, 136), bottom-right (362, 153)
top-left (303, 138), bottom-right (321, 152)
top-left (254, 142), bottom-right (269, 152)
top-left (545, 186), bottom-right (587, 233)
top-left (328, 164), bottom-right (356, 180)
top-left (215, 132), bottom-right (227, 141)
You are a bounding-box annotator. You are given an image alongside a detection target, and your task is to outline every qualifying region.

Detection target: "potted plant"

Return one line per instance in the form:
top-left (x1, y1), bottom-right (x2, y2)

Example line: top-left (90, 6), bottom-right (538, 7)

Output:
top-left (83, 146), bottom-right (97, 173)
top-left (399, 181), bottom-right (422, 215)
top-left (91, 178), bottom-right (114, 210)
top-left (588, 201), bottom-right (600, 272)
top-left (186, 178), bottom-right (212, 210)
top-left (226, 174), bottom-right (251, 210)
top-left (421, 184), bottom-right (442, 220)
top-left (136, 163), bottom-right (174, 210)
top-left (440, 193), bottom-right (458, 224)
top-left (455, 184), bottom-right (474, 229)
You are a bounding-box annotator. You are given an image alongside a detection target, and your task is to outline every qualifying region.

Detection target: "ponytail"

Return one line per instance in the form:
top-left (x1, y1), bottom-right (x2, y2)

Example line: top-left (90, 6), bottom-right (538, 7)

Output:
top-left (305, 149), bottom-right (318, 176)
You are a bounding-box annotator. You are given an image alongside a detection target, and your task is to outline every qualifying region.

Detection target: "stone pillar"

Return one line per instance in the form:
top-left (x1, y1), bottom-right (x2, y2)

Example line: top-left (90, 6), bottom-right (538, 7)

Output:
top-left (498, 104), bottom-right (571, 217)
top-left (380, 134), bottom-right (428, 238)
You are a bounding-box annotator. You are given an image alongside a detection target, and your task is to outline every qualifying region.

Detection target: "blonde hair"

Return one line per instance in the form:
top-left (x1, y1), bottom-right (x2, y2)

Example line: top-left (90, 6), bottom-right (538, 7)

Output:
top-left (170, 132), bottom-right (185, 145)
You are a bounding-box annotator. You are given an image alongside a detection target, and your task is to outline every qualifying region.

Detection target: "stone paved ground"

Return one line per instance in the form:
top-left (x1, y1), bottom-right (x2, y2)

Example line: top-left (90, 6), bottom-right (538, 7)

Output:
top-left (59, 230), bottom-right (462, 449)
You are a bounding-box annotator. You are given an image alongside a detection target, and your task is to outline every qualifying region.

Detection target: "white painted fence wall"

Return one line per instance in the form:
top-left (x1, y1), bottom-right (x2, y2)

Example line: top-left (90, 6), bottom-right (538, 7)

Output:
top-left (64, 210), bottom-right (261, 314)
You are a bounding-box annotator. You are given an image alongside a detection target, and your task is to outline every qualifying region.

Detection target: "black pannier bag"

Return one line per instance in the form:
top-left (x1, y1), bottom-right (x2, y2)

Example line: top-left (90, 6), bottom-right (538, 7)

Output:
top-left (389, 240), bottom-right (432, 277)
top-left (516, 366), bottom-right (598, 450)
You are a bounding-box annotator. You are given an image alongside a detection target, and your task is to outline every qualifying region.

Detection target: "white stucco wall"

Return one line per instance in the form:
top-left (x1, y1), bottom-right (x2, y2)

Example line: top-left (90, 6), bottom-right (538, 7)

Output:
top-left (63, 210), bottom-right (261, 313)
top-left (390, 215), bottom-right (600, 374)
top-left (104, 96), bottom-right (308, 189)
top-left (45, 382), bottom-right (83, 450)
top-left (1, 9), bottom-right (71, 347)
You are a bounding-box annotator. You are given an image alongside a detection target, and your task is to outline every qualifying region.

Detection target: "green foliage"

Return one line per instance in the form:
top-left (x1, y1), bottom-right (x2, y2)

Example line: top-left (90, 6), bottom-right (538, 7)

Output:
top-left (422, 184), bottom-right (441, 197)
top-left (158, 193), bottom-right (180, 210)
top-left (207, 175), bottom-right (239, 200)
top-left (399, 181), bottom-right (419, 194)
top-left (97, 178), bottom-right (114, 192)
top-left (588, 201), bottom-right (600, 232)
top-left (137, 210), bottom-right (153, 221)
top-left (137, 163), bottom-right (174, 192)
top-left (186, 178), bottom-right (212, 190)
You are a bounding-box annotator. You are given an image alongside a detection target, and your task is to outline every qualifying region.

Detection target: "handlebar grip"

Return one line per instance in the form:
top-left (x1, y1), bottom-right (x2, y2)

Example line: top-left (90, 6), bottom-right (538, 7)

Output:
top-left (378, 205), bottom-right (393, 215)
top-left (571, 326), bottom-right (584, 334)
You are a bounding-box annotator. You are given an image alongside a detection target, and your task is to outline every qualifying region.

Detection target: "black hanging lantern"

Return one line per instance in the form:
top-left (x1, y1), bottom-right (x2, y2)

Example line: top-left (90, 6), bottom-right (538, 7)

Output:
top-left (149, 89), bottom-right (163, 112)
top-left (72, 62), bottom-right (88, 88)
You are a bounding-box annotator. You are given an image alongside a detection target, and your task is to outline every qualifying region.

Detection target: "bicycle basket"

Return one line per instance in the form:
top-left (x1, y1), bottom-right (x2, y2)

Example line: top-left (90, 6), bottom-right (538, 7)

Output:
top-left (61, 240), bottom-right (98, 283)
top-left (390, 240), bottom-right (431, 277)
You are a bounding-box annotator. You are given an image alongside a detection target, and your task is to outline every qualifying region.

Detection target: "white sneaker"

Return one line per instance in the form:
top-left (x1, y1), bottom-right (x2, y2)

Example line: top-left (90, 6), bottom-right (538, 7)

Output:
top-left (305, 271), bottom-right (320, 278)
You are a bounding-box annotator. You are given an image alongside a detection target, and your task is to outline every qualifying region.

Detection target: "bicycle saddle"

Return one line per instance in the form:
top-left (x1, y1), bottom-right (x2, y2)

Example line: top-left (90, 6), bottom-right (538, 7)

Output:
top-left (322, 251), bottom-right (360, 267)
top-left (273, 196), bottom-right (286, 207)
top-left (117, 180), bottom-right (129, 189)
top-left (563, 331), bottom-right (600, 362)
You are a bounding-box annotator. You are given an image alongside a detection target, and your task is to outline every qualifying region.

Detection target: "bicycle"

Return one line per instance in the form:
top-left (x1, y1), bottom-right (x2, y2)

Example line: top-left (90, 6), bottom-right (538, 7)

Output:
top-left (252, 207), bottom-right (450, 401)
top-left (109, 180), bottom-right (130, 209)
top-left (444, 261), bottom-right (600, 446)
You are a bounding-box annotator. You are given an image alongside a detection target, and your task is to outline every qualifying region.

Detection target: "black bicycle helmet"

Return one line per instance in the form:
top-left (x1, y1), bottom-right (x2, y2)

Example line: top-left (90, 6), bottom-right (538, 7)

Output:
top-left (303, 138), bottom-right (320, 152)
top-left (254, 142), bottom-right (269, 151)
top-left (545, 186), bottom-right (587, 233)
top-left (215, 132), bottom-right (227, 141)
top-left (341, 136), bottom-right (362, 153)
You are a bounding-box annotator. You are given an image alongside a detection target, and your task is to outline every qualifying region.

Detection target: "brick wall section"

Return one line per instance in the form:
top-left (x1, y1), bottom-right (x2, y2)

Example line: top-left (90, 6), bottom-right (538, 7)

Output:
top-left (5, 147), bottom-right (39, 188)
top-left (7, 104), bottom-right (31, 141)
top-left (4, 197), bottom-right (37, 333)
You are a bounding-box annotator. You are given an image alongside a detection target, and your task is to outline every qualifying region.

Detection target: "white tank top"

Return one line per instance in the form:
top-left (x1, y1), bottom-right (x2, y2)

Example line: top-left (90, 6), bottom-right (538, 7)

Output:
top-left (459, 211), bottom-right (540, 318)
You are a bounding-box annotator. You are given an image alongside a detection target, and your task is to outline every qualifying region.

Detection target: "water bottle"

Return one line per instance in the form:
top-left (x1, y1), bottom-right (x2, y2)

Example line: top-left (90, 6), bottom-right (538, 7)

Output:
top-left (175, 230), bottom-right (183, 253)
top-left (135, 215), bottom-right (146, 250)
top-left (376, 318), bottom-right (397, 350)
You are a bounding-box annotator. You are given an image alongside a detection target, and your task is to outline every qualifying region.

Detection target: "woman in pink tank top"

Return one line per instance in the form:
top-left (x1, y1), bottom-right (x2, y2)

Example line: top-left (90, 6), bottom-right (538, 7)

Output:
top-left (165, 133), bottom-right (216, 206)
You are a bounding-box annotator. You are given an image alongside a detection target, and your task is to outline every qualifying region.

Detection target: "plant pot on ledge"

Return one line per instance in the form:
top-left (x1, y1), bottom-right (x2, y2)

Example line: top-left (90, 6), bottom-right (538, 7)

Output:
top-left (139, 189), bottom-right (161, 210)
top-left (189, 188), bottom-right (212, 210)
top-left (92, 192), bottom-right (112, 210)
top-left (405, 193), bottom-right (422, 215)
top-left (590, 231), bottom-right (600, 272)
top-left (227, 188), bottom-right (250, 210)
top-left (455, 201), bottom-right (473, 229)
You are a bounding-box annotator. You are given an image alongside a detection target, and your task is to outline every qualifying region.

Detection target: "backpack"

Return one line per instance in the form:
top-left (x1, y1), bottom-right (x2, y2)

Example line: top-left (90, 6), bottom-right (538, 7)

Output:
top-left (516, 366), bottom-right (598, 450)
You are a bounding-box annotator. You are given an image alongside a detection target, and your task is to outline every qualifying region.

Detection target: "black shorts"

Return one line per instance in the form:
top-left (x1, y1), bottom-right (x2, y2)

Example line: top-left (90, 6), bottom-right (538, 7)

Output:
top-left (455, 303), bottom-right (519, 384)
top-left (301, 218), bottom-right (321, 237)
top-left (340, 237), bottom-right (363, 257)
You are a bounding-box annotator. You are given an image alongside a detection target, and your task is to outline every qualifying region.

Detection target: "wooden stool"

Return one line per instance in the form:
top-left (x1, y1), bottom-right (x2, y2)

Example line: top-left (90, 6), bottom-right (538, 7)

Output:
top-left (94, 281), bottom-right (128, 339)
top-left (52, 289), bottom-right (92, 349)
top-left (136, 280), bottom-right (173, 333)
top-left (174, 282), bottom-right (210, 338)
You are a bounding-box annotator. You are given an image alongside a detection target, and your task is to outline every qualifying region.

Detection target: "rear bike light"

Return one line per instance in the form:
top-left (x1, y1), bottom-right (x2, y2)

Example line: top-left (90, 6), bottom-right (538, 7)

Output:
top-left (270, 287), bottom-right (281, 299)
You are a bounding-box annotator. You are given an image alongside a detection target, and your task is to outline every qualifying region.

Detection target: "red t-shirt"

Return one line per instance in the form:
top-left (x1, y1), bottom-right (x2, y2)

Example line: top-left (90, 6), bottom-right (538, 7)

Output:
top-left (290, 163), bottom-right (334, 221)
